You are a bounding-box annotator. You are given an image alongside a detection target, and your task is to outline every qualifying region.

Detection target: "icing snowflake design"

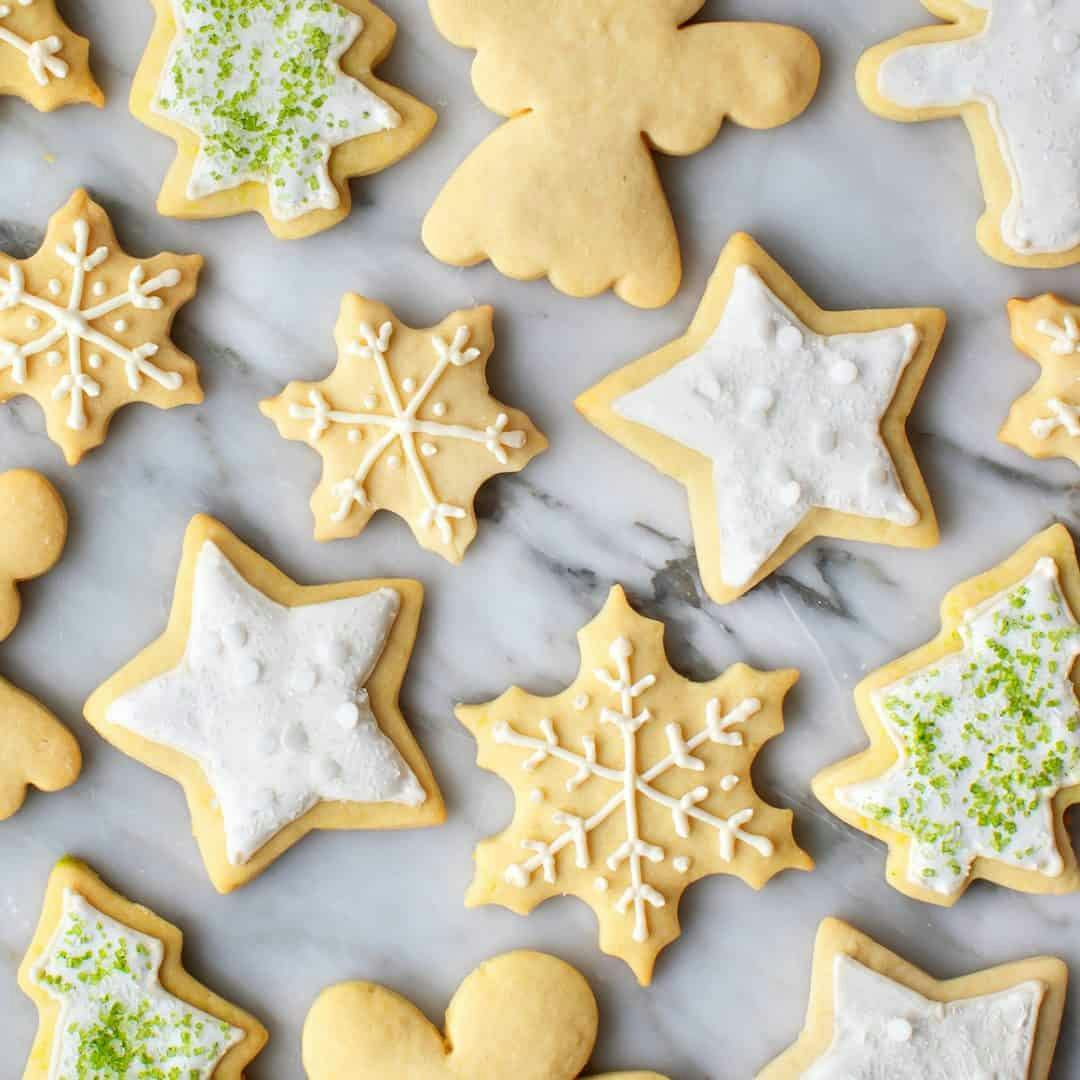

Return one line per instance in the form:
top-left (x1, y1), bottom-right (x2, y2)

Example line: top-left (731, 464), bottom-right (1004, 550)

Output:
top-left (1031, 314), bottom-right (1080, 439)
top-left (0, 0), bottom-right (67, 85)
top-left (1038, 313), bottom-right (1080, 357)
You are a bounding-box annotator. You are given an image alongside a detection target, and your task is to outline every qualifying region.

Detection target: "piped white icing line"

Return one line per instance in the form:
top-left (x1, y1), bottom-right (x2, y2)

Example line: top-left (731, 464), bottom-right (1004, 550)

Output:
top-left (804, 955), bottom-right (1044, 1080)
top-left (0, 0), bottom-right (69, 86)
top-left (32, 889), bottom-right (243, 1079)
top-left (877, 0), bottom-right (1080, 255)
top-left (1032, 397), bottom-right (1080, 439)
top-left (107, 539), bottom-right (425, 864)
top-left (614, 265), bottom-right (921, 587)
top-left (1037, 313), bottom-right (1080, 356)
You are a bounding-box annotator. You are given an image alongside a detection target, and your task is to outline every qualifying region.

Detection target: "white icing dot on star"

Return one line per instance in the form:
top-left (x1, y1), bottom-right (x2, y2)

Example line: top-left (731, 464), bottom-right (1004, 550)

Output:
top-left (336, 702), bottom-right (360, 731)
top-left (281, 722), bottom-right (308, 753)
top-left (221, 622), bottom-right (247, 650)
top-left (829, 357), bottom-right (859, 385)
top-left (236, 657), bottom-right (261, 686)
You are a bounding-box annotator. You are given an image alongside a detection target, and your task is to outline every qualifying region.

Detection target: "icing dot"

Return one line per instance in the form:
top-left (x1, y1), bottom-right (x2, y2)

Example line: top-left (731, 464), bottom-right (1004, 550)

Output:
top-left (347, 429), bottom-right (361, 443)
top-left (386, 454), bottom-right (401, 469)
top-left (421, 442), bottom-right (438, 457)
top-left (290, 664), bottom-right (318, 694)
top-left (336, 702), bottom-right (361, 731)
top-left (46, 351), bottom-right (61, 367)
top-left (746, 385), bottom-right (776, 416)
top-left (402, 377), bottom-right (416, 393)
top-left (47, 278), bottom-right (62, 296)
top-left (236, 657), bottom-right (261, 686)
top-left (720, 774), bottom-right (740, 792)
top-left (778, 480), bottom-right (803, 507)
top-left (673, 856), bottom-right (691, 874)
top-left (529, 788), bottom-right (544, 804)
top-left (113, 319), bottom-right (129, 333)
top-left (325, 639), bottom-right (349, 667)
top-left (221, 622), bottom-right (248, 650)
top-left (432, 402), bottom-right (447, 417)
top-left (696, 373), bottom-right (725, 403)
top-left (92, 281), bottom-right (106, 297)
top-left (573, 694), bottom-right (590, 711)
top-left (887, 1018), bottom-right (913, 1043)
top-left (776, 324), bottom-right (803, 351)
top-left (88, 353), bottom-right (102, 369)
top-left (1054, 30), bottom-right (1079, 55)
top-left (281, 722), bottom-right (308, 753)
top-left (594, 877), bottom-right (609, 893)
top-left (313, 756), bottom-right (341, 784)
top-left (829, 357), bottom-right (859, 385)
top-left (25, 315), bottom-right (40, 331)
top-left (255, 730), bottom-right (279, 756)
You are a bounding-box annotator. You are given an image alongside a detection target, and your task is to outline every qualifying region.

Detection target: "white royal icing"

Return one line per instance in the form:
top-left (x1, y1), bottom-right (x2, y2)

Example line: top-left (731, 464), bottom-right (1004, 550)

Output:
top-left (0, 0), bottom-right (68, 86)
top-left (107, 540), bottom-right (425, 864)
top-left (804, 955), bottom-right (1044, 1080)
top-left (614, 265), bottom-right (921, 587)
top-left (878, 0), bottom-right (1080, 255)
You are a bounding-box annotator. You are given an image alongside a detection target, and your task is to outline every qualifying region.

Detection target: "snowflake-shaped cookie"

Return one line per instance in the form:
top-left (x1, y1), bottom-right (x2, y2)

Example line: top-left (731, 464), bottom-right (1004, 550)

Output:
top-left (261, 298), bottom-right (546, 564)
top-left (0, 190), bottom-right (202, 464)
top-left (458, 586), bottom-right (811, 985)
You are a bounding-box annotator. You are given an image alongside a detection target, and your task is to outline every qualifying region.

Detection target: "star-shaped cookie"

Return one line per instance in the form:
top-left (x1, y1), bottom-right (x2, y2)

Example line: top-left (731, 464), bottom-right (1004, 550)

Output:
top-left (261, 297), bottom-right (546, 564)
top-left (577, 233), bottom-right (943, 604)
top-left (1001, 293), bottom-right (1080, 468)
top-left (84, 514), bottom-right (445, 893)
top-left (814, 524), bottom-right (1080, 906)
top-left (758, 918), bottom-right (1067, 1079)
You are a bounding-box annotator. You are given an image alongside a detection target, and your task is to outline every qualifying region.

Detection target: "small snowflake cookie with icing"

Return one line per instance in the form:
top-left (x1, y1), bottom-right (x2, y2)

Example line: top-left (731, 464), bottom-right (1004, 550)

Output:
top-left (814, 524), bottom-right (1080, 906)
top-left (84, 514), bottom-right (445, 893)
top-left (858, 1), bottom-right (1080, 268)
top-left (261, 298), bottom-right (546, 564)
top-left (19, 857), bottom-right (267, 1078)
top-left (1001, 293), bottom-right (1080, 468)
top-left (0, 190), bottom-right (203, 465)
top-left (758, 918), bottom-right (1067, 1079)
top-left (130, 0), bottom-right (436, 239)
top-left (577, 233), bottom-right (944, 605)
top-left (304, 950), bottom-right (669, 1080)
top-left (0, 0), bottom-right (102, 111)
top-left (457, 586), bottom-right (812, 986)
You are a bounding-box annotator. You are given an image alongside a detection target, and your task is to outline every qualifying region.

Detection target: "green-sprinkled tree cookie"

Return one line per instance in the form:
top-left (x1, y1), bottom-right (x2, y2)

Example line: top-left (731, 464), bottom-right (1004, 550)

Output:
top-left (814, 524), bottom-right (1080, 906)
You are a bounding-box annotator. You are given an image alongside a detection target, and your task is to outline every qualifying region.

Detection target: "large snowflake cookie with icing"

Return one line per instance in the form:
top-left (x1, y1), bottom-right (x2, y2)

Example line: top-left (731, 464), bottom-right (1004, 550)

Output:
top-left (577, 233), bottom-right (944, 605)
top-left (0, 190), bottom-right (203, 465)
top-left (131, 0), bottom-right (436, 238)
top-left (457, 585), bottom-right (811, 986)
top-left (261, 297), bottom-right (546, 564)
top-left (814, 524), bottom-right (1080, 906)
top-left (422, 1), bottom-right (819, 308)
top-left (19, 857), bottom-right (267, 1078)
top-left (758, 918), bottom-right (1067, 1079)
top-left (84, 514), bottom-right (445, 893)
top-left (304, 950), bottom-right (669, 1080)
top-left (858, 0), bottom-right (1080, 268)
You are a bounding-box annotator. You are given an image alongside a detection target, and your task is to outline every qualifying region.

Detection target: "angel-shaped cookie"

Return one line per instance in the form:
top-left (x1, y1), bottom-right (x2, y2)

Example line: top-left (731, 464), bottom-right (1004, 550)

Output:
top-left (423, 1), bottom-right (820, 308)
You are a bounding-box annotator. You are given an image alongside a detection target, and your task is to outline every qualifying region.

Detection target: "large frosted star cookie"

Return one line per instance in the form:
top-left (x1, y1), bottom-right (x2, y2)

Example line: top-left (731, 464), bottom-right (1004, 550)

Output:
top-left (84, 514), bottom-right (445, 893)
top-left (131, 0), bottom-right (436, 238)
top-left (814, 525), bottom-right (1080, 905)
top-left (457, 586), bottom-right (811, 986)
top-left (19, 858), bottom-right (267, 1078)
top-left (261, 297), bottom-right (546, 564)
top-left (577, 233), bottom-right (943, 604)
top-left (858, 0), bottom-right (1080, 268)
top-left (758, 918), bottom-right (1066, 1079)
top-left (423, 1), bottom-right (819, 308)
top-left (303, 950), bottom-right (669, 1080)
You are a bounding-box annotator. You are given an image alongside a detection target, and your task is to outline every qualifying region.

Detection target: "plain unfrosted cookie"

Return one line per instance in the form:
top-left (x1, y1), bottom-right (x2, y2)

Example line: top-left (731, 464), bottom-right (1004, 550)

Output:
top-left (423, 1), bottom-right (819, 307)
top-left (84, 514), bottom-right (445, 893)
top-left (303, 950), bottom-right (669, 1080)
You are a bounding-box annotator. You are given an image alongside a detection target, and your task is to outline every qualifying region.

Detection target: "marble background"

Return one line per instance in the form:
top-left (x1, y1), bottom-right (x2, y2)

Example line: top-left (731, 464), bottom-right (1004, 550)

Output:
top-left (2, 1), bottom-right (1079, 1076)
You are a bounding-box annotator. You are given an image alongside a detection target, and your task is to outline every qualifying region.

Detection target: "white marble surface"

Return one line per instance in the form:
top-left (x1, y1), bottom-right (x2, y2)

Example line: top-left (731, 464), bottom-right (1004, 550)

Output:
top-left (1, 2), bottom-right (1079, 1077)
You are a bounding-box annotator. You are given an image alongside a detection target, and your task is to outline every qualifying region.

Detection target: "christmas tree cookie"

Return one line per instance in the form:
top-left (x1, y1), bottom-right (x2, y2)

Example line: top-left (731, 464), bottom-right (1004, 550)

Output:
top-left (261, 298), bottom-right (546, 564)
top-left (19, 858), bottom-right (267, 1078)
top-left (303, 950), bottom-right (669, 1080)
top-left (577, 233), bottom-right (943, 604)
top-left (84, 514), bottom-right (445, 893)
top-left (758, 918), bottom-right (1066, 1079)
top-left (457, 586), bottom-right (811, 986)
top-left (131, 0), bottom-right (436, 238)
top-left (814, 525), bottom-right (1080, 905)
top-left (423, 1), bottom-right (819, 307)
top-left (858, 1), bottom-right (1080, 268)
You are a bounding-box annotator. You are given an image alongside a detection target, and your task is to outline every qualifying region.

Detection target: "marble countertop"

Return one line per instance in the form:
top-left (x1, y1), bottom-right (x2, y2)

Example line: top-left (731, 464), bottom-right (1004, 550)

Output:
top-left (2, 1), bottom-right (1079, 1076)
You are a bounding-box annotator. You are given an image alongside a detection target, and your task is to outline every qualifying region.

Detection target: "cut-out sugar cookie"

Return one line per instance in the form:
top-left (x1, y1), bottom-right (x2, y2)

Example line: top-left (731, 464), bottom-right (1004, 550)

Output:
top-left (19, 857), bottom-right (267, 1078)
top-left (857, 0), bottom-right (1080, 268)
top-left (757, 918), bottom-right (1067, 1079)
top-left (1001, 293), bottom-right (1080, 468)
top-left (84, 514), bottom-right (445, 893)
top-left (423, 1), bottom-right (819, 308)
top-left (0, 0), bottom-right (102, 111)
top-left (577, 233), bottom-right (943, 605)
top-left (131, 0), bottom-right (436, 238)
top-left (814, 524), bottom-right (1080, 906)
top-left (0, 468), bottom-right (79, 818)
top-left (0, 189), bottom-right (203, 465)
top-left (261, 298), bottom-right (546, 564)
top-left (303, 950), bottom-right (669, 1080)
top-left (457, 585), bottom-right (812, 986)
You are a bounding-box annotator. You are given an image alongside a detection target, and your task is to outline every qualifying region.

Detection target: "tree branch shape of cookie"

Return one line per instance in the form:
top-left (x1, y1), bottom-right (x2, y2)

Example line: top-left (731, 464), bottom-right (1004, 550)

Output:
top-left (303, 950), bottom-right (669, 1080)
top-left (130, 0), bottom-right (436, 239)
top-left (1001, 293), bottom-right (1080, 468)
top-left (857, 0), bottom-right (1080, 268)
top-left (423, 1), bottom-right (820, 308)
top-left (758, 918), bottom-right (1067, 1079)
top-left (261, 298), bottom-right (546, 564)
top-left (458, 586), bottom-right (811, 986)
top-left (0, 190), bottom-right (203, 465)
top-left (814, 525), bottom-right (1080, 907)
top-left (0, 469), bottom-right (79, 818)
top-left (0, 0), bottom-right (102, 111)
